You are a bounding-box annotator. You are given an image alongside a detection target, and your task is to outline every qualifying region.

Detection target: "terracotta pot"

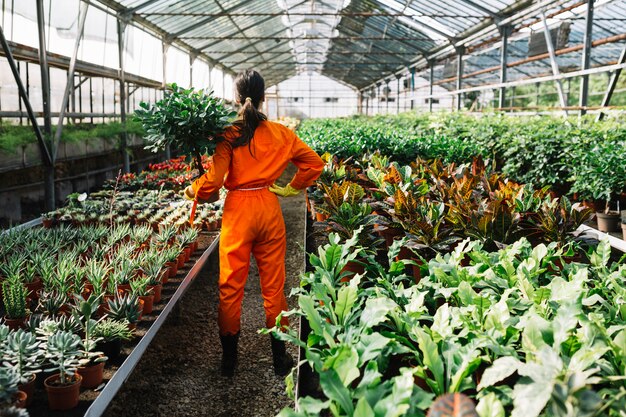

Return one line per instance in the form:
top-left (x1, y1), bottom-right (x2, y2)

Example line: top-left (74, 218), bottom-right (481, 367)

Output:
top-left (177, 252), bottom-right (186, 269)
top-left (166, 262), bottom-right (178, 279)
top-left (19, 374), bottom-right (36, 407)
top-left (3, 316), bottom-right (26, 331)
top-left (13, 390), bottom-right (27, 408)
top-left (139, 294), bottom-right (154, 315)
top-left (137, 298), bottom-right (145, 320)
top-left (117, 283), bottom-right (132, 294)
top-left (315, 212), bottom-right (329, 222)
top-left (24, 278), bottom-right (43, 300)
top-left (148, 284), bottom-right (162, 303)
top-left (183, 246), bottom-right (192, 263)
top-left (44, 373), bottom-right (82, 411)
top-left (596, 211), bottom-right (621, 233)
top-left (191, 240), bottom-right (199, 253)
top-left (77, 361), bottom-right (105, 389)
top-left (97, 302), bottom-right (110, 318)
top-left (42, 218), bottom-right (54, 229)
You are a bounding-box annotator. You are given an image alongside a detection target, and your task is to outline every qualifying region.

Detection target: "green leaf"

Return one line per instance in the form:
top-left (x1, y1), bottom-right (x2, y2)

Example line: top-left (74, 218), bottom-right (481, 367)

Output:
top-left (477, 356), bottom-right (521, 390)
top-left (361, 297), bottom-right (397, 328)
top-left (354, 397), bottom-right (376, 417)
top-left (476, 393), bottom-right (505, 417)
top-left (319, 368), bottom-right (354, 414)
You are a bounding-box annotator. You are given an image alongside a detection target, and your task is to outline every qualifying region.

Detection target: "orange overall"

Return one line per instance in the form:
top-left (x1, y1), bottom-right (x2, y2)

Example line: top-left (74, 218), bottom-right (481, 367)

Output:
top-left (192, 121), bottom-right (324, 336)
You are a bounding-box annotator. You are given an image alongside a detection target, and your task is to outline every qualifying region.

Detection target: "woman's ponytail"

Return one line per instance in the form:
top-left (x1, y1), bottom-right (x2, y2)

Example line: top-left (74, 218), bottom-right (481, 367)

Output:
top-left (232, 70), bottom-right (267, 154)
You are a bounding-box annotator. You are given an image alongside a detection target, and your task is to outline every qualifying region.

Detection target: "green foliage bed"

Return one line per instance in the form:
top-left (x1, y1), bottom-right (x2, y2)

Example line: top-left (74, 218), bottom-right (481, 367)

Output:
top-left (298, 113), bottom-right (626, 202)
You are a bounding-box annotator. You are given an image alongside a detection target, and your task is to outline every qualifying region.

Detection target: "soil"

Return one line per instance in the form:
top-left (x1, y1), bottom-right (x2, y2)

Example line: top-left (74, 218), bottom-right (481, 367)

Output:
top-left (101, 165), bottom-right (306, 417)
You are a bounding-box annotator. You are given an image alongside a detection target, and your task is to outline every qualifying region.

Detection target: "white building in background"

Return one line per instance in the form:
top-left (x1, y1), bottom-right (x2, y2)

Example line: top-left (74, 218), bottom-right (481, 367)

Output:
top-left (265, 73), bottom-right (358, 119)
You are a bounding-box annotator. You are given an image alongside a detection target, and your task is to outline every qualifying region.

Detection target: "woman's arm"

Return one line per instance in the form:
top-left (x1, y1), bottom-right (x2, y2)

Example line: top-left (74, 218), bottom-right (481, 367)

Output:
top-left (288, 136), bottom-right (325, 190)
top-left (190, 141), bottom-right (232, 199)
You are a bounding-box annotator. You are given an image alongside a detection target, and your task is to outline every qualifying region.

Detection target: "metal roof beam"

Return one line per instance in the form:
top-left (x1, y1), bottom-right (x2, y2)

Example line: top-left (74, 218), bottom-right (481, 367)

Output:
top-left (165, 0), bottom-right (259, 42)
top-left (455, 0), bottom-right (500, 19)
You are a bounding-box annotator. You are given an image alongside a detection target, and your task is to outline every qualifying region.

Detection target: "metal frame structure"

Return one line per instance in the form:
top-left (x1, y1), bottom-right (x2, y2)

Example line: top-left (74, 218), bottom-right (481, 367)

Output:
top-left (1, 0), bottom-right (625, 211)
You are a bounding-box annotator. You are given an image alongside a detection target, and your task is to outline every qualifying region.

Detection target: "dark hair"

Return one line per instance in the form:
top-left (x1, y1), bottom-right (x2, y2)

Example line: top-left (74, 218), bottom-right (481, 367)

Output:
top-left (231, 69), bottom-right (267, 152)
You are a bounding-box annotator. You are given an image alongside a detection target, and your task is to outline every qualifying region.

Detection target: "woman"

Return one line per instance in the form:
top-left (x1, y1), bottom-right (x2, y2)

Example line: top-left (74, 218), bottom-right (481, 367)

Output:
top-left (184, 70), bottom-right (324, 377)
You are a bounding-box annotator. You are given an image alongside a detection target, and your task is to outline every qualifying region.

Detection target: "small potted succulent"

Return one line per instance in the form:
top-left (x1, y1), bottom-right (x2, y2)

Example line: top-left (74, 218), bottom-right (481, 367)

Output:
top-left (4, 330), bottom-right (43, 406)
top-left (72, 294), bottom-right (107, 389)
top-left (107, 294), bottom-right (142, 331)
top-left (43, 331), bottom-right (84, 410)
top-left (142, 262), bottom-right (164, 303)
top-left (93, 318), bottom-right (134, 360)
top-left (0, 367), bottom-right (27, 409)
top-left (2, 280), bottom-right (29, 330)
top-left (37, 290), bottom-right (69, 317)
top-left (130, 276), bottom-right (154, 315)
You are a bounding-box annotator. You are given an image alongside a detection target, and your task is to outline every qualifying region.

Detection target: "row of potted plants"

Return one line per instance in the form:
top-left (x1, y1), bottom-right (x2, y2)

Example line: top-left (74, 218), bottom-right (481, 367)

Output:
top-left (0, 222), bottom-right (203, 412)
top-left (298, 113), bottom-right (626, 228)
top-left (308, 154), bottom-right (594, 270)
top-left (43, 188), bottom-right (223, 232)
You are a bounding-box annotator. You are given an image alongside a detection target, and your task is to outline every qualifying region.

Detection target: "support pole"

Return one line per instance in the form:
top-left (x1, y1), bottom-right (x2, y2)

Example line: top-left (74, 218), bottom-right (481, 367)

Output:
top-left (53, 1), bottom-right (89, 160)
top-left (541, 11), bottom-right (568, 116)
top-left (428, 61), bottom-right (434, 113)
top-left (162, 41), bottom-right (171, 160)
top-left (579, 0), bottom-right (594, 116)
top-left (118, 19), bottom-right (131, 173)
top-left (36, 0), bottom-right (56, 211)
top-left (410, 67), bottom-right (415, 111)
top-left (596, 43), bottom-right (626, 121)
top-left (377, 83), bottom-right (381, 115)
top-left (385, 80), bottom-right (390, 114)
top-left (456, 47), bottom-right (464, 111)
top-left (498, 26), bottom-right (510, 110)
top-left (395, 75), bottom-right (401, 114)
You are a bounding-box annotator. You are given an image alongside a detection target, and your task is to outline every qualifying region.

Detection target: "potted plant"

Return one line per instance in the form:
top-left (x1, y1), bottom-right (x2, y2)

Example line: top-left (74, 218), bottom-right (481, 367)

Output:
top-left (135, 83), bottom-right (236, 180)
top-left (2, 280), bottom-right (29, 330)
top-left (0, 368), bottom-right (27, 409)
top-left (72, 294), bottom-right (107, 389)
top-left (142, 262), bottom-right (164, 303)
top-left (37, 290), bottom-right (69, 316)
top-left (43, 331), bottom-right (83, 410)
top-left (93, 318), bottom-right (133, 360)
top-left (130, 276), bottom-right (154, 315)
top-left (4, 330), bottom-right (42, 406)
top-left (107, 294), bottom-right (142, 331)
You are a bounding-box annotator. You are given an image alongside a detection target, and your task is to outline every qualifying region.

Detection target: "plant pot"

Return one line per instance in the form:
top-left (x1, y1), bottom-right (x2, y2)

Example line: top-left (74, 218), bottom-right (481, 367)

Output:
top-left (377, 226), bottom-right (403, 248)
top-left (13, 390), bottom-right (27, 408)
top-left (596, 211), bottom-right (621, 233)
top-left (139, 294), bottom-right (154, 315)
top-left (3, 316), bottom-right (26, 331)
top-left (622, 223), bottom-right (626, 241)
top-left (177, 252), bottom-right (186, 269)
top-left (396, 247), bottom-right (423, 284)
top-left (44, 373), bottom-right (82, 411)
top-left (117, 283), bottom-right (132, 294)
top-left (183, 246), bottom-right (192, 263)
top-left (340, 260), bottom-right (366, 282)
top-left (42, 218), bottom-right (54, 228)
top-left (19, 374), bottom-right (36, 407)
top-left (96, 339), bottom-right (123, 361)
top-left (148, 284), bottom-right (162, 303)
top-left (137, 298), bottom-right (145, 320)
top-left (97, 302), bottom-right (110, 318)
top-left (621, 210), bottom-right (626, 224)
top-left (25, 277), bottom-right (43, 296)
top-left (77, 361), bottom-right (105, 389)
top-left (166, 261), bottom-right (178, 279)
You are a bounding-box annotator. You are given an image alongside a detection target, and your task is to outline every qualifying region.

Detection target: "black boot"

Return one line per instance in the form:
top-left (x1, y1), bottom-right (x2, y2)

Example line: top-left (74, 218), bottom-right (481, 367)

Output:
top-left (270, 336), bottom-right (294, 376)
top-left (220, 333), bottom-right (239, 377)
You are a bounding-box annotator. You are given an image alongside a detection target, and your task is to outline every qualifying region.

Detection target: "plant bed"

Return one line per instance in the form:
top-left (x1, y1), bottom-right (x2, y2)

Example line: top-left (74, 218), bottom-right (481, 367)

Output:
top-left (1, 229), bottom-right (220, 416)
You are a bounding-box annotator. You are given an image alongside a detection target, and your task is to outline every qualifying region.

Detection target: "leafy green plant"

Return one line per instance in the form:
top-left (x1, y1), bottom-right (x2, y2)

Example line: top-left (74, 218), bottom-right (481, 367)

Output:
top-left (135, 84), bottom-right (236, 174)
top-left (107, 294), bottom-right (141, 325)
top-left (93, 318), bottom-right (133, 342)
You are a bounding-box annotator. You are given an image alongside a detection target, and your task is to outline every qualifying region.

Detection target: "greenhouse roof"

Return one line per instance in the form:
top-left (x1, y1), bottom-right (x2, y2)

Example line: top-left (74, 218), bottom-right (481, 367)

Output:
top-left (96, 0), bottom-right (626, 90)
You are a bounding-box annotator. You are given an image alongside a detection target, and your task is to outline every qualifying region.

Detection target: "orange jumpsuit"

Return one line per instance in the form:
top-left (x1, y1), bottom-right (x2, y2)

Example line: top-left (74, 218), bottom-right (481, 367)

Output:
top-left (192, 121), bottom-right (324, 336)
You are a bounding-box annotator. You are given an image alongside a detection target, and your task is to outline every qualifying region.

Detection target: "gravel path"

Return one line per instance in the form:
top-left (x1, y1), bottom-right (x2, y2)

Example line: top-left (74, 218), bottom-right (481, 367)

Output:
top-left (104, 167), bottom-right (305, 417)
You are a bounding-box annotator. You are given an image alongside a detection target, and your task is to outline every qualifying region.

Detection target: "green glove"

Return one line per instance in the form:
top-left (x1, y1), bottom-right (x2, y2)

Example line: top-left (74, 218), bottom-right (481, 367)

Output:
top-left (269, 183), bottom-right (300, 197)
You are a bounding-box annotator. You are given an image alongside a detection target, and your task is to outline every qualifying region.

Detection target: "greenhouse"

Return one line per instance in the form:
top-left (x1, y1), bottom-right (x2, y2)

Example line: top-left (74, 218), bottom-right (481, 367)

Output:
top-left (0, 0), bottom-right (625, 416)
